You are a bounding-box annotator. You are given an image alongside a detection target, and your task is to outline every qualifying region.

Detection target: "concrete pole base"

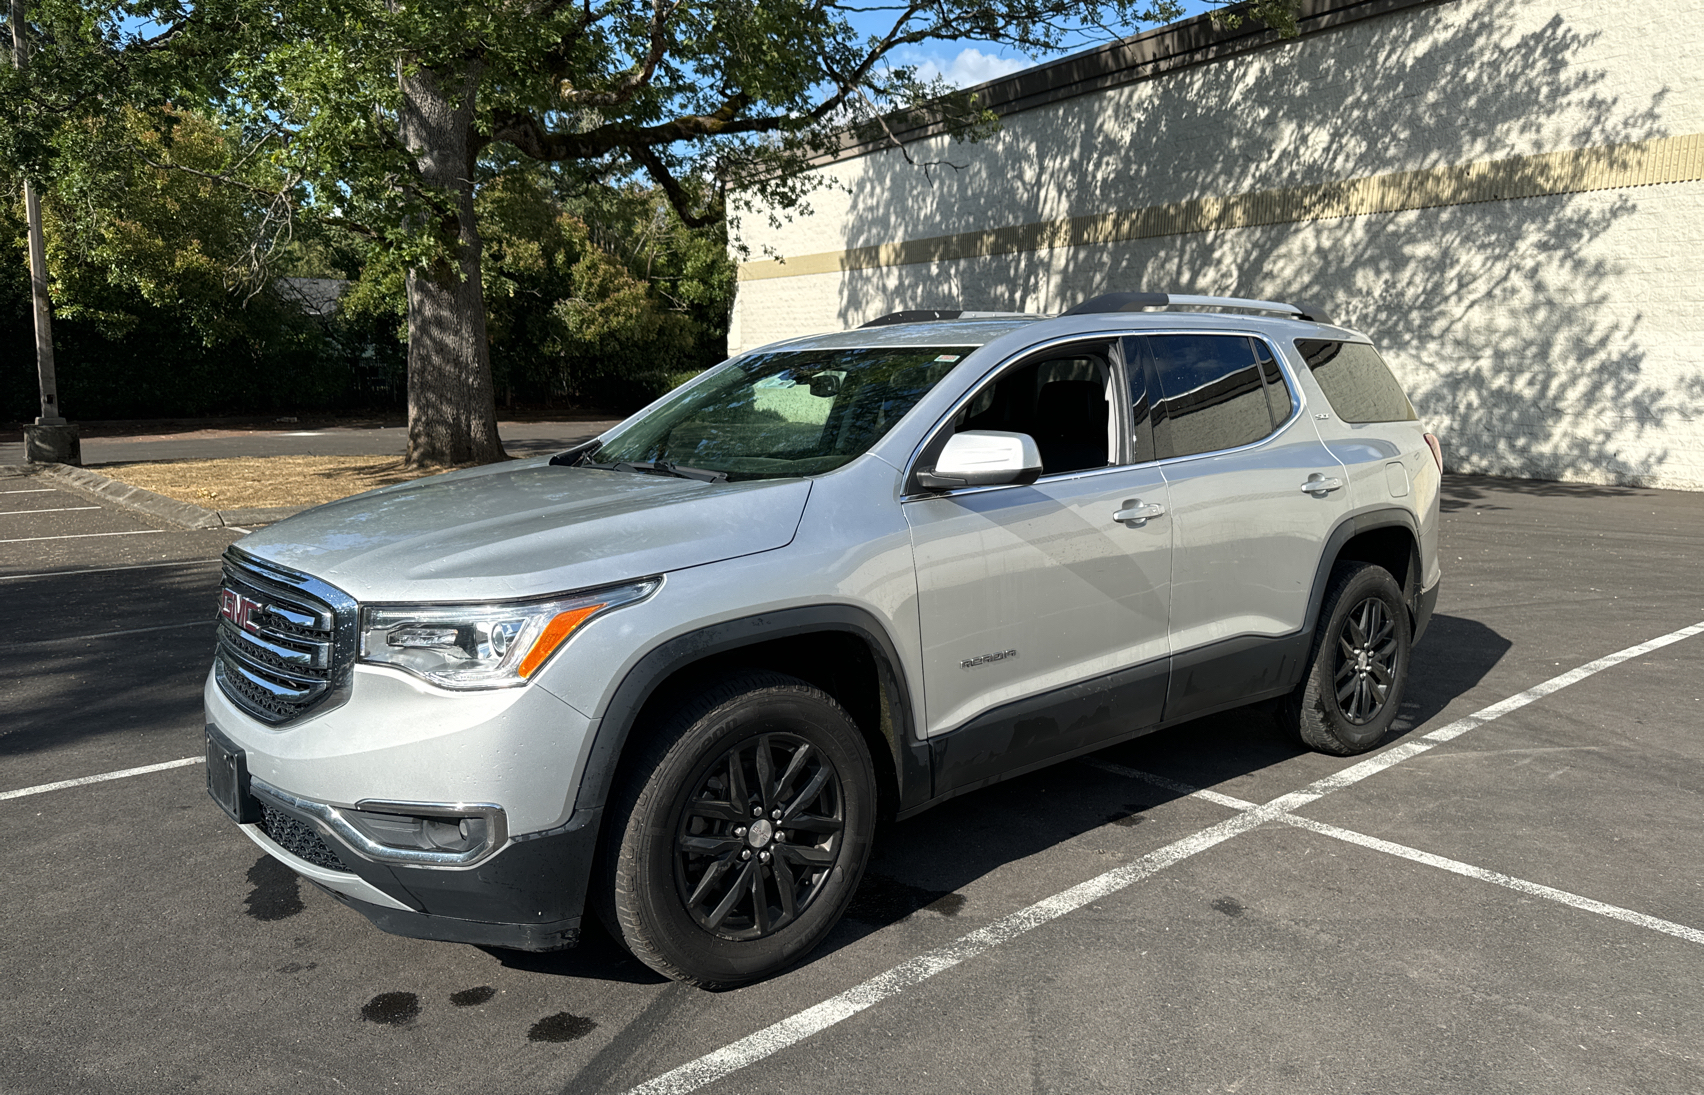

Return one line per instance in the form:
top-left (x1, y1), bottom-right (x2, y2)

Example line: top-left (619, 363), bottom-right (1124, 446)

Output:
top-left (24, 422), bottom-right (82, 465)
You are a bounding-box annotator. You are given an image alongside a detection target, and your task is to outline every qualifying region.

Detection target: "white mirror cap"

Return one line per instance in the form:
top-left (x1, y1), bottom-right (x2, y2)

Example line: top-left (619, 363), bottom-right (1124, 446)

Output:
top-left (935, 430), bottom-right (1043, 479)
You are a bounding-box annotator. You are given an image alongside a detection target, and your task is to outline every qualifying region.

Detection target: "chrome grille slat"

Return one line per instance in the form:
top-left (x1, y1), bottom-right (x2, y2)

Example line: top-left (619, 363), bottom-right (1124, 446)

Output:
top-left (214, 549), bottom-right (357, 725)
top-left (220, 658), bottom-right (322, 702)
top-left (217, 638), bottom-right (331, 688)
top-left (217, 619), bottom-right (331, 670)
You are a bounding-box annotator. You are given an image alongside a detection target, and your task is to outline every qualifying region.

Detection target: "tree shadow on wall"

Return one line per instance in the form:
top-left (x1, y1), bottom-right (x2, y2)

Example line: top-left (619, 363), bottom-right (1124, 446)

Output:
top-left (827, 7), bottom-right (1700, 487)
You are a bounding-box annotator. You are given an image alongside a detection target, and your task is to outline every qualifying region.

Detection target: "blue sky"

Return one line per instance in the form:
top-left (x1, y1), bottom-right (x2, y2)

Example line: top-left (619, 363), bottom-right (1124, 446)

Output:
top-left (871, 2), bottom-right (1224, 90)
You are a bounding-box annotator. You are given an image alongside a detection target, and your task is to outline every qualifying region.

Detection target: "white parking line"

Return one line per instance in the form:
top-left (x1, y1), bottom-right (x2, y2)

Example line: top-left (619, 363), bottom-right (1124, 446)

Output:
top-left (0, 558), bottom-right (222, 582)
top-left (1082, 758), bottom-right (1257, 810)
top-left (0, 756), bottom-right (203, 802)
top-left (1083, 762), bottom-right (1704, 946)
top-left (1, 488), bottom-right (60, 494)
top-left (629, 808), bottom-right (1272, 1095)
top-left (1275, 814), bottom-right (1704, 946)
top-left (0, 506), bottom-right (102, 516)
top-left (15, 621), bottom-right (210, 649)
top-left (622, 619), bottom-right (1704, 1095)
top-left (0, 529), bottom-right (164, 544)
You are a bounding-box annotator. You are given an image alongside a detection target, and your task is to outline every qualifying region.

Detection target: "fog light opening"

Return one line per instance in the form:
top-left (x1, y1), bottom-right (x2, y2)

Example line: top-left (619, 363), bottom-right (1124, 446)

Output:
top-left (343, 806), bottom-right (500, 858)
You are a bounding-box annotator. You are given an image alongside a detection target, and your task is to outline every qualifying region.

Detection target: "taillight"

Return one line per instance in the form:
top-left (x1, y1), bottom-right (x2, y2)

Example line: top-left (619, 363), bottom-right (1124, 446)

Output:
top-left (1423, 432), bottom-right (1443, 472)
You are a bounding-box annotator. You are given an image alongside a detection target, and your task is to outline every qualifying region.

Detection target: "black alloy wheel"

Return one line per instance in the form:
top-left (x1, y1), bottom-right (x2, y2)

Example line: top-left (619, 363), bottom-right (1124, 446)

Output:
top-left (674, 732), bottom-right (844, 940)
top-left (1332, 597), bottom-right (1399, 725)
top-left (1281, 561), bottom-right (1412, 756)
top-left (600, 671), bottom-right (876, 987)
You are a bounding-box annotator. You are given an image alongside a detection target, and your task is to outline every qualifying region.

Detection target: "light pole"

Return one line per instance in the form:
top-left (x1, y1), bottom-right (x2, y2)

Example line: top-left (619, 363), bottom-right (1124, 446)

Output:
top-left (11, 0), bottom-right (80, 464)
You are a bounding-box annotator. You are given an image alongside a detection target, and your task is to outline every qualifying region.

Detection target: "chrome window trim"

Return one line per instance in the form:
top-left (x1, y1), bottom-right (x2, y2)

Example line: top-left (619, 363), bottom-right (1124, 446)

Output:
top-left (250, 777), bottom-right (509, 870)
top-left (900, 327), bottom-right (1308, 502)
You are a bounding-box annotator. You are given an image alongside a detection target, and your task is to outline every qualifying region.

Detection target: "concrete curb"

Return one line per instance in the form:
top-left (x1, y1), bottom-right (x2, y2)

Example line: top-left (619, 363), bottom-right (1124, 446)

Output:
top-left (215, 505), bottom-right (308, 527)
top-left (27, 463), bottom-right (307, 529)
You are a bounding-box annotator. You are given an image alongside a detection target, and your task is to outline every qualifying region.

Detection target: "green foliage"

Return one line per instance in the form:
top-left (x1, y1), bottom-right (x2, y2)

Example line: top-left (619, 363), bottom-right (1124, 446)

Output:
top-left (2, 0), bottom-right (1302, 422)
top-left (0, 152), bottom-right (355, 420)
top-left (478, 169), bottom-right (735, 407)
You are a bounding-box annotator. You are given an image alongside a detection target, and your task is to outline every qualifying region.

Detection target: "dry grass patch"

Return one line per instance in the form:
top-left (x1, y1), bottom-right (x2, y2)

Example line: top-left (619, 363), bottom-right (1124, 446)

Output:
top-left (103, 455), bottom-right (480, 510)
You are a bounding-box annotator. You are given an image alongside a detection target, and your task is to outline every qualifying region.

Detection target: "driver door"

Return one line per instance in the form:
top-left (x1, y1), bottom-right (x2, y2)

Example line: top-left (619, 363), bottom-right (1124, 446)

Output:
top-left (903, 339), bottom-right (1173, 791)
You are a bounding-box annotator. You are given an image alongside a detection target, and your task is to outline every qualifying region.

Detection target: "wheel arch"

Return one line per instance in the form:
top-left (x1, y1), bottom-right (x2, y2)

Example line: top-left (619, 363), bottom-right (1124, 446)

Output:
top-left (1304, 509), bottom-right (1424, 642)
top-left (572, 606), bottom-right (930, 829)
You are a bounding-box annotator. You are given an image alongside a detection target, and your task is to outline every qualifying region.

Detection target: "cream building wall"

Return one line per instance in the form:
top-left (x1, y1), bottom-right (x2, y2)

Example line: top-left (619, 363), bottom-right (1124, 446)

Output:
top-left (729, 0), bottom-right (1704, 490)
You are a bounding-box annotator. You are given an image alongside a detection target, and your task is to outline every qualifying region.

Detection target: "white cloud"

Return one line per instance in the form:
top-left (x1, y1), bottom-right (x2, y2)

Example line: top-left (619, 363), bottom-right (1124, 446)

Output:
top-left (899, 46), bottom-right (1036, 89)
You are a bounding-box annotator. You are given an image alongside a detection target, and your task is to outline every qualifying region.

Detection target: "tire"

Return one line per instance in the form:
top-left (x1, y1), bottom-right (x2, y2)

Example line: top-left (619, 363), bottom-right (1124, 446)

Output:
top-left (1279, 562), bottom-right (1412, 756)
top-left (599, 671), bottom-right (877, 987)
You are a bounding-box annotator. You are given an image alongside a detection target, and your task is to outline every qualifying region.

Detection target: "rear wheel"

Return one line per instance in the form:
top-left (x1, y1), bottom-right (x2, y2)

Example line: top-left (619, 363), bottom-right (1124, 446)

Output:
top-left (601, 671), bottom-right (876, 987)
top-left (1280, 562), bottom-right (1411, 756)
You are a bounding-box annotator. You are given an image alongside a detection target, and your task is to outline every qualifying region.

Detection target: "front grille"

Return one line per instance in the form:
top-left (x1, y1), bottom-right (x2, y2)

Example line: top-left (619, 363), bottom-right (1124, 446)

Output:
top-left (259, 804), bottom-right (350, 871)
top-left (214, 550), bottom-right (357, 725)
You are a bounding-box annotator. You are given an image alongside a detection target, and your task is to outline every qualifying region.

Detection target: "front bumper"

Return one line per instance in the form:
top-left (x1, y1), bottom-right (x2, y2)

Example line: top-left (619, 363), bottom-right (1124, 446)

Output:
top-left (206, 661), bottom-right (607, 950)
top-left (216, 750), bottom-right (600, 951)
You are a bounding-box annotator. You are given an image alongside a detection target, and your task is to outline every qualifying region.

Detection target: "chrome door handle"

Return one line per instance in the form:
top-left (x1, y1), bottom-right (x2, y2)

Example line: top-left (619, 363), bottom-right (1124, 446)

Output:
top-left (1113, 501), bottom-right (1166, 525)
top-left (1300, 476), bottom-right (1344, 495)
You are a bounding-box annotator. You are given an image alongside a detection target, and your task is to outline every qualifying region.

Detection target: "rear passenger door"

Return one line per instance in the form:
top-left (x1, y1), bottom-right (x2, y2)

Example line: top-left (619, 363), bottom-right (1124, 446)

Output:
top-left (1130, 333), bottom-right (1350, 722)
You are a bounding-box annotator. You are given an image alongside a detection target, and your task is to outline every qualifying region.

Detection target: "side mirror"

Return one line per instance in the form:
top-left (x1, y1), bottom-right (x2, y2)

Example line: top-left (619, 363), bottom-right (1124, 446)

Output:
top-left (915, 430), bottom-right (1043, 491)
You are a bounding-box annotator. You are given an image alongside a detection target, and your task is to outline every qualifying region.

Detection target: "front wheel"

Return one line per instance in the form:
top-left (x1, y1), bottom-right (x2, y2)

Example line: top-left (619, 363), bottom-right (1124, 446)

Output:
top-left (600, 671), bottom-right (876, 987)
top-left (1280, 562), bottom-right (1412, 756)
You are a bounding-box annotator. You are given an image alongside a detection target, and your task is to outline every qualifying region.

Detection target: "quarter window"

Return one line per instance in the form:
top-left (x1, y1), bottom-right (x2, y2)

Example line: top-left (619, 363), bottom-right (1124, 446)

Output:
top-left (1294, 339), bottom-right (1417, 423)
top-left (1145, 334), bottom-right (1275, 459)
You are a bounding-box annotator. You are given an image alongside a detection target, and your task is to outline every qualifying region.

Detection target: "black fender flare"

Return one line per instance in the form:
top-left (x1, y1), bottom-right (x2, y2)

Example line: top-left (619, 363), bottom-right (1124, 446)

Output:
top-left (1301, 507), bottom-right (1425, 653)
top-left (570, 605), bottom-right (932, 821)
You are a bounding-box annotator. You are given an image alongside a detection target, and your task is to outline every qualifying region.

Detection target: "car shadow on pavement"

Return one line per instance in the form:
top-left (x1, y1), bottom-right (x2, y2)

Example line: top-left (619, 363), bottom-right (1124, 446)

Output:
top-left (478, 920), bottom-right (672, 986)
top-left (800, 611), bottom-right (1514, 969)
top-left (495, 612), bottom-right (1515, 987)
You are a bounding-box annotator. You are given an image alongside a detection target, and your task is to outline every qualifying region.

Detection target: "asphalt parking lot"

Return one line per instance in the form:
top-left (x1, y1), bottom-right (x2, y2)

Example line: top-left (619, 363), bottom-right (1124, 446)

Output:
top-left (2, 469), bottom-right (1701, 1095)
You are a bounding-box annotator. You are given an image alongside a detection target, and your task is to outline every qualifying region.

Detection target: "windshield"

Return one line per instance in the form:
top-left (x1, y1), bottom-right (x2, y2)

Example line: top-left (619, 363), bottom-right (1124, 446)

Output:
top-left (586, 346), bottom-right (977, 480)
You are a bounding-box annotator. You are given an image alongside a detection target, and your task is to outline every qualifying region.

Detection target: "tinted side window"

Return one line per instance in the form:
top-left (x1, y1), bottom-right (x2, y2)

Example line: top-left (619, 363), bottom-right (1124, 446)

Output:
top-left (1251, 338), bottom-right (1295, 430)
top-left (1148, 334), bottom-right (1273, 459)
top-left (1295, 339), bottom-right (1417, 423)
top-left (1121, 337), bottom-right (1157, 465)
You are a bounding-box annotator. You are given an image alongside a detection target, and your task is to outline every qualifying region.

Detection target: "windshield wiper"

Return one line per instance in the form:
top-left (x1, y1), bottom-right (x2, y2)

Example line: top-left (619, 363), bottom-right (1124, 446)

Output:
top-left (576, 457), bottom-right (728, 484)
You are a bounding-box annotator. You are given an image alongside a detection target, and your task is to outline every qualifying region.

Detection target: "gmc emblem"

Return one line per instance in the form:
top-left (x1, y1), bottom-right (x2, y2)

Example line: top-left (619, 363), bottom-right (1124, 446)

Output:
top-left (219, 589), bottom-right (266, 634)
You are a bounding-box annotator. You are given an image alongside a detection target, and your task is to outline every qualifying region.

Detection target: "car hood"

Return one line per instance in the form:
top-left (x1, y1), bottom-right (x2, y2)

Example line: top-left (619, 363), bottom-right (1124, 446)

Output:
top-left (234, 457), bottom-right (813, 602)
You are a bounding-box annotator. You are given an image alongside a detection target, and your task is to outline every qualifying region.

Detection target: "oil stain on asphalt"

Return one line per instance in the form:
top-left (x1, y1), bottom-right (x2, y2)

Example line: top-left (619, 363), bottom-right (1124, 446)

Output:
top-left (846, 873), bottom-right (965, 924)
top-left (529, 1012), bottom-right (597, 1042)
top-left (1108, 802), bottom-right (1151, 827)
top-left (244, 856), bottom-right (304, 921)
top-left (1211, 896), bottom-right (1247, 918)
top-left (362, 992), bottom-right (421, 1025)
top-left (451, 986), bottom-right (496, 1007)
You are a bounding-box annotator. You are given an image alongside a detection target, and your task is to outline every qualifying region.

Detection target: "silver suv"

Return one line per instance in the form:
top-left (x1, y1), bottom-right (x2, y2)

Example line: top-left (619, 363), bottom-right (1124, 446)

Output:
top-left (205, 292), bottom-right (1441, 986)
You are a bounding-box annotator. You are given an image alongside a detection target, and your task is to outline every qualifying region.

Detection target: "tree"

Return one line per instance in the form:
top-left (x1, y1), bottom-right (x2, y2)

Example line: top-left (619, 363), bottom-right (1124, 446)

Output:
top-left (4, 0), bottom-right (1300, 464)
top-left (1, 104), bottom-right (347, 419)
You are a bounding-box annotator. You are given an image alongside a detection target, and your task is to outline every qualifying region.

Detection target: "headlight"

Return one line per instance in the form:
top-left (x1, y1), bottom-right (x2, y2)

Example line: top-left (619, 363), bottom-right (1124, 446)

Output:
top-left (358, 579), bottom-right (658, 690)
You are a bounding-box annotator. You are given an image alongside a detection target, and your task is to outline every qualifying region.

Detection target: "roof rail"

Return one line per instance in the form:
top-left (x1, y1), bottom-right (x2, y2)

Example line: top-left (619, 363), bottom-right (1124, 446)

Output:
top-left (1063, 292), bottom-right (1333, 325)
top-left (860, 309), bottom-right (1037, 328)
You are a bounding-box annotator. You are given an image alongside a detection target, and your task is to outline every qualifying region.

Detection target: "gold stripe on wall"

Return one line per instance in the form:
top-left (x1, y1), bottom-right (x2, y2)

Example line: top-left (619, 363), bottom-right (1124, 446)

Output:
top-left (738, 131), bottom-right (1704, 282)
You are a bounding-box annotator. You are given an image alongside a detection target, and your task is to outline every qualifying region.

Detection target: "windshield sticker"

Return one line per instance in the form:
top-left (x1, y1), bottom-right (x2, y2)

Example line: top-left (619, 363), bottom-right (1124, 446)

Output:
top-left (935, 355), bottom-right (961, 362)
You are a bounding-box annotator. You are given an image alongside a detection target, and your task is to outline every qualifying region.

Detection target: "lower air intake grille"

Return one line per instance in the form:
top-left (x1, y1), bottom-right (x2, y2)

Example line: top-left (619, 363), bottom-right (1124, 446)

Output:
top-left (260, 804), bottom-right (350, 872)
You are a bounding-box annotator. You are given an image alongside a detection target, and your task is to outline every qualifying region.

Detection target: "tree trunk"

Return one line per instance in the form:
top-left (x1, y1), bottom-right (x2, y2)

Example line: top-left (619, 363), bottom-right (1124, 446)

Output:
top-left (398, 58), bottom-right (506, 467)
